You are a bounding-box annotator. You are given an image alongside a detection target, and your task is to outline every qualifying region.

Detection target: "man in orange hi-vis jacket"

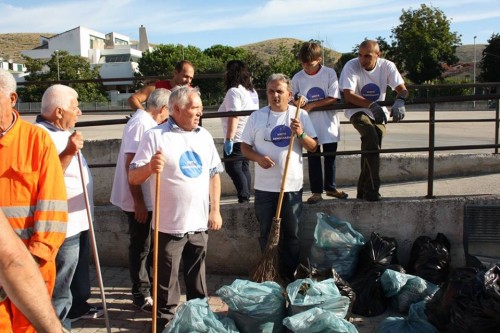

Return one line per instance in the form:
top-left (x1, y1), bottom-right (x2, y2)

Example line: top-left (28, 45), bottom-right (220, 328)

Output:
top-left (0, 69), bottom-right (68, 332)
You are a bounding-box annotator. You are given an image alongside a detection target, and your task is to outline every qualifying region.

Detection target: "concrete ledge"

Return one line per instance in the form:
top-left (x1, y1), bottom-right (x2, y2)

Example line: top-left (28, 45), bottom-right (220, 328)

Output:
top-left (92, 195), bottom-right (500, 275)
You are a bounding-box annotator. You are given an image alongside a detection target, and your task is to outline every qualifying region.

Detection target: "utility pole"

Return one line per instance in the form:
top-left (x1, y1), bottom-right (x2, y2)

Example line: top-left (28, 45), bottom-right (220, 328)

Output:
top-left (56, 50), bottom-right (60, 81)
top-left (473, 36), bottom-right (477, 108)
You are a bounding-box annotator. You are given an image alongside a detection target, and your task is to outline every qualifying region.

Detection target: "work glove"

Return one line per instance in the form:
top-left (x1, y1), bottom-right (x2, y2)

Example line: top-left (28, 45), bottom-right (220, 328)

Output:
top-left (224, 139), bottom-right (234, 155)
top-left (369, 102), bottom-right (387, 124)
top-left (391, 98), bottom-right (406, 122)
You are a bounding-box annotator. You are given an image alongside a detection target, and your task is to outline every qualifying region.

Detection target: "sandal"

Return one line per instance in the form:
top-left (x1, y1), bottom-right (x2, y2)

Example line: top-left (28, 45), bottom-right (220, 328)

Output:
top-left (306, 193), bottom-right (323, 204)
top-left (325, 189), bottom-right (348, 199)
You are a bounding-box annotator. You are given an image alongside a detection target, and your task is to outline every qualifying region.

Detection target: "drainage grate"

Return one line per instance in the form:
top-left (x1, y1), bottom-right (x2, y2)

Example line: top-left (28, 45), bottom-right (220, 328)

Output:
top-left (464, 205), bottom-right (500, 265)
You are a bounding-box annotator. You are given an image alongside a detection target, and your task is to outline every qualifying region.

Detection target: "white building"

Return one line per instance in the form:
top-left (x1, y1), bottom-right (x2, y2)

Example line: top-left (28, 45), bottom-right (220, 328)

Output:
top-left (0, 58), bottom-right (26, 78)
top-left (20, 25), bottom-right (151, 99)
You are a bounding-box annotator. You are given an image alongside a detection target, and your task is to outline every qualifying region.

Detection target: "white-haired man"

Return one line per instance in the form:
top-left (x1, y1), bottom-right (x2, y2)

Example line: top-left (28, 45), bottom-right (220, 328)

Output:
top-left (129, 86), bottom-right (223, 331)
top-left (36, 84), bottom-right (101, 329)
top-left (111, 88), bottom-right (170, 312)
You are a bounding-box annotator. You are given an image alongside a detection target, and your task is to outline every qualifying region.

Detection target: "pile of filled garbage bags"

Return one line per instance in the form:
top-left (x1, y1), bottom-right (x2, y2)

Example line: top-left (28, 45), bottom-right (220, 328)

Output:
top-left (163, 213), bottom-right (500, 333)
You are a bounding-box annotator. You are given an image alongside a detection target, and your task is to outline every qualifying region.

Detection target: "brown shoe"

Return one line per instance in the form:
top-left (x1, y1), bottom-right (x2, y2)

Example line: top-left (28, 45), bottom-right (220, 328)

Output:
top-left (306, 193), bottom-right (323, 204)
top-left (326, 189), bottom-right (349, 199)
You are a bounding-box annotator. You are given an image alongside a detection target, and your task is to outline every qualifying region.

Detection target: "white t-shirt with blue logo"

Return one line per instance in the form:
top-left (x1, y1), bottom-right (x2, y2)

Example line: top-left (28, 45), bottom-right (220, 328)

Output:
top-left (292, 66), bottom-right (341, 144)
top-left (241, 105), bottom-right (317, 192)
top-left (339, 58), bottom-right (405, 121)
top-left (130, 123), bottom-right (222, 234)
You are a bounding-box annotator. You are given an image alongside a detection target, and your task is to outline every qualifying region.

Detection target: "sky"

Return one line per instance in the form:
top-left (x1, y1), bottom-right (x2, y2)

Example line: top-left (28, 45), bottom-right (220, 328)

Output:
top-left (1, 0), bottom-right (499, 53)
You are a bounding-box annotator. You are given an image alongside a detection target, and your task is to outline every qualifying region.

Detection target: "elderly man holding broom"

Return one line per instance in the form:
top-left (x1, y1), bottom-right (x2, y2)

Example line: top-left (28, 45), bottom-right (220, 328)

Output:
top-left (129, 86), bottom-right (223, 331)
top-left (242, 73), bottom-right (317, 283)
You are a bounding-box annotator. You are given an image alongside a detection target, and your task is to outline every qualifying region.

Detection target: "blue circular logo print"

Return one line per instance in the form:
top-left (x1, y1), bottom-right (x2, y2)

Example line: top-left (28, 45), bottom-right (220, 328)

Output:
top-left (306, 87), bottom-right (325, 102)
top-left (179, 151), bottom-right (203, 178)
top-left (270, 125), bottom-right (292, 148)
top-left (361, 83), bottom-right (381, 102)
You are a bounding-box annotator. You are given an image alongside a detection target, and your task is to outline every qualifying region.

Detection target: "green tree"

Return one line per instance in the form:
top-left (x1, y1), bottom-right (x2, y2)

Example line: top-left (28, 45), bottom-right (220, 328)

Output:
top-left (391, 4), bottom-right (461, 84)
top-left (333, 52), bottom-right (356, 75)
top-left (19, 51), bottom-right (107, 102)
top-left (267, 42), bottom-right (302, 78)
top-left (479, 33), bottom-right (500, 83)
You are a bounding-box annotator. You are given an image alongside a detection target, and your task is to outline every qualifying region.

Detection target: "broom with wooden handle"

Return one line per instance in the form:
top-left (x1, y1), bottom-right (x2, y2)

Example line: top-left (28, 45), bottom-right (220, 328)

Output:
top-left (250, 96), bottom-right (304, 284)
top-left (152, 171), bottom-right (160, 333)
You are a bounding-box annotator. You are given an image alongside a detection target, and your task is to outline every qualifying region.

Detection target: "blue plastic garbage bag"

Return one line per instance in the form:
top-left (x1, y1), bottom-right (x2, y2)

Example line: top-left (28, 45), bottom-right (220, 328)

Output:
top-left (286, 278), bottom-right (350, 318)
top-left (216, 279), bottom-right (286, 333)
top-left (375, 314), bottom-right (439, 333)
top-left (163, 298), bottom-right (233, 333)
top-left (381, 269), bottom-right (438, 313)
top-left (283, 308), bottom-right (358, 333)
top-left (217, 314), bottom-right (240, 333)
top-left (408, 301), bottom-right (429, 322)
top-left (310, 213), bottom-right (365, 280)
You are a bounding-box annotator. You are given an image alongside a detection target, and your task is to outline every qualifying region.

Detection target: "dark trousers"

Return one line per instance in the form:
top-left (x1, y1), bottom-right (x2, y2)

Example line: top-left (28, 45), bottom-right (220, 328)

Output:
top-left (68, 230), bottom-right (92, 318)
top-left (156, 231), bottom-right (208, 330)
top-left (350, 112), bottom-right (386, 196)
top-left (125, 211), bottom-right (152, 302)
top-left (308, 142), bottom-right (339, 193)
top-left (224, 142), bottom-right (252, 202)
top-left (254, 189), bottom-right (303, 280)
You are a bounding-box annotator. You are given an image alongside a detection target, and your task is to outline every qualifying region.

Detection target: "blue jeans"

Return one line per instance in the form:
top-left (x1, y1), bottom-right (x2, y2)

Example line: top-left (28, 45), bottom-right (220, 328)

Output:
top-left (308, 142), bottom-right (339, 193)
top-left (53, 233), bottom-right (80, 329)
top-left (68, 230), bottom-right (92, 319)
top-left (125, 211), bottom-right (152, 303)
top-left (224, 142), bottom-right (252, 202)
top-left (254, 189), bottom-right (303, 280)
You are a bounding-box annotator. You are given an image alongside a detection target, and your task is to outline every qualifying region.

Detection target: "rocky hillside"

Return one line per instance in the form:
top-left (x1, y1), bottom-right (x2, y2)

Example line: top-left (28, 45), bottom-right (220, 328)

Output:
top-left (0, 33), bottom-right (54, 62)
top-left (240, 37), bottom-right (342, 64)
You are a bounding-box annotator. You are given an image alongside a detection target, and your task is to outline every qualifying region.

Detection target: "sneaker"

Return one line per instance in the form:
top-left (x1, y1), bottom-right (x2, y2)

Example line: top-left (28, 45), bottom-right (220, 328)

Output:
top-left (133, 296), bottom-right (153, 313)
top-left (325, 189), bottom-right (349, 199)
top-left (306, 193), bottom-right (323, 204)
top-left (70, 306), bottom-right (104, 322)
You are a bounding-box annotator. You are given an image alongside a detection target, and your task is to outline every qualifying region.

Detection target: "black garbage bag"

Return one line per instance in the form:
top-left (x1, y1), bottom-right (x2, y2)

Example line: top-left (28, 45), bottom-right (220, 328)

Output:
top-left (355, 232), bottom-right (399, 276)
top-left (407, 233), bottom-right (451, 285)
top-left (426, 266), bottom-right (482, 331)
top-left (350, 264), bottom-right (405, 317)
top-left (449, 264), bottom-right (500, 333)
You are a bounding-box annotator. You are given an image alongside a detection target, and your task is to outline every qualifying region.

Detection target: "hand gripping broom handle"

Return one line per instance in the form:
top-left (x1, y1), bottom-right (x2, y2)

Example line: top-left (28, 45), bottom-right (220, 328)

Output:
top-left (274, 96), bottom-right (303, 220)
top-left (152, 172), bottom-right (160, 333)
top-left (77, 152), bottom-right (111, 333)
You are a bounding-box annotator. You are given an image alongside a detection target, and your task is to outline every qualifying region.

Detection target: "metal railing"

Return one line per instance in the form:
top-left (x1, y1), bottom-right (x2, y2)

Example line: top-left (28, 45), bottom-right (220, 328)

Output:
top-left (16, 78), bottom-right (500, 199)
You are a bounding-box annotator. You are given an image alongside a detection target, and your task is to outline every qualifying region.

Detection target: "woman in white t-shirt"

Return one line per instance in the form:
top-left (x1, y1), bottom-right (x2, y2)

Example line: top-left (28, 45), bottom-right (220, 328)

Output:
top-left (218, 60), bottom-right (259, 203)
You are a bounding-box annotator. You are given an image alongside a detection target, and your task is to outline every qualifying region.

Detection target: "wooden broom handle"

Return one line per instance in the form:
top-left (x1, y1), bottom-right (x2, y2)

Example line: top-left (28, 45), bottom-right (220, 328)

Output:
top-left (274, 96), bottom-right (303, 220)
top-left (152, 172), bottom-right (160, 333)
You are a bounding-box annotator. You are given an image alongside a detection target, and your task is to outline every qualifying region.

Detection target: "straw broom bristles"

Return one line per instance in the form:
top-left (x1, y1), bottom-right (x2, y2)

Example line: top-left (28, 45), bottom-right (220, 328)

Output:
top-left (250, 217), bottom-right (283, 284)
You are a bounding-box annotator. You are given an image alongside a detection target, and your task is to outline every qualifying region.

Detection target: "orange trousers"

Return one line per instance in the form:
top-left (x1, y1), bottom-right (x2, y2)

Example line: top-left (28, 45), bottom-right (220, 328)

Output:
top-left (0, 261), bottom-right (56, 333)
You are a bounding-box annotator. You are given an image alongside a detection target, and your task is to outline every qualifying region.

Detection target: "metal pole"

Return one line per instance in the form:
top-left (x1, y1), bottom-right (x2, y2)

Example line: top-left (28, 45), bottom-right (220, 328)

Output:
top-left (473, 36), bottom-right (477, 109)
top-left (76, 152), bottom-right (111, 333)
top-left (426, 103), bottom-right (436, 199)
